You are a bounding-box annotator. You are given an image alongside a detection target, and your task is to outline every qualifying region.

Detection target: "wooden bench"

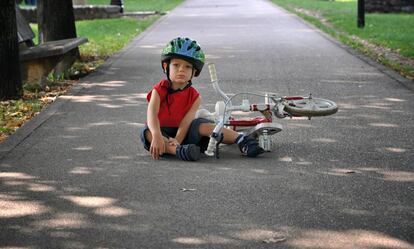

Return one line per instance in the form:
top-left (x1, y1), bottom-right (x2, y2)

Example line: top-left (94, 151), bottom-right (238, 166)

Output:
top-left (16, 5), bottom-right (88, 85)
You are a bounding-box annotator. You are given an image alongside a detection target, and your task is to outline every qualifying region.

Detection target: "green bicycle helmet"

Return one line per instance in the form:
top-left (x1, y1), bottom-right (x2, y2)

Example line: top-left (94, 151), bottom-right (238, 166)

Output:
top-left (161, 37), bottom-right (205, 77)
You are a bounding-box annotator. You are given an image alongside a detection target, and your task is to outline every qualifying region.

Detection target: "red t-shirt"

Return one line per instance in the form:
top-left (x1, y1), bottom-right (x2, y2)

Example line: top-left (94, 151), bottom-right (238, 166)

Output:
top-left (147, 79), bottom-right (200, 127)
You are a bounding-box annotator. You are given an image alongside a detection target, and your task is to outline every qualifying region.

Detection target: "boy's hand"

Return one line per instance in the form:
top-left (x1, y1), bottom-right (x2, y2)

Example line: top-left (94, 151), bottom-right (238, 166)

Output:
top-left (150, 134), bottom-right (165, 160)
top-left (168, 137), bottom-right (180, 146)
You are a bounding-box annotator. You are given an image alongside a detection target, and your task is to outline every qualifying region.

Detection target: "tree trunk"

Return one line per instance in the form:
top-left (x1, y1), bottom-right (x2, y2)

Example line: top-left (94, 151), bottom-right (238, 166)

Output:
top-left (37, 0), bottom-right (77, 43)
top-left (36, 0), bottom-right (79, 79)
top-left (0, 0), bottom-right (22, 100)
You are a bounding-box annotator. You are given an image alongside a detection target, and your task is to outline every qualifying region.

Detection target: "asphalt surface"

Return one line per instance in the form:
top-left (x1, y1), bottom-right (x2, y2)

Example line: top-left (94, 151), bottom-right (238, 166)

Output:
top-left (1, 0), bottom-right (414, 248)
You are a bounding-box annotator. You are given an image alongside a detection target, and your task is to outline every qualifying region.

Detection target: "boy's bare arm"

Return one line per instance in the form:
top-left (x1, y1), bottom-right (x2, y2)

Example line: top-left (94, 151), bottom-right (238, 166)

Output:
top-left (147, 89), bottom-right (162, 136)
top-left (147, 90), bottom-right (165, 158)
top-left (175, 96), bottom-right (201, 144)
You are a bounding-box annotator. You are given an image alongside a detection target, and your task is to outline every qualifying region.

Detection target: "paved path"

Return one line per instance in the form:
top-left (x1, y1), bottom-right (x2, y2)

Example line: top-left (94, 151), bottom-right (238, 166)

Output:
top-left (1, 0), bottom-right (413, 248)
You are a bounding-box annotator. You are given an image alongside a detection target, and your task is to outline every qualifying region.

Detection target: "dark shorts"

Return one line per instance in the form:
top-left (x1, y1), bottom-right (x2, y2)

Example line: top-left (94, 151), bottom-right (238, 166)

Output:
top-left (140, 118), bottom-right (213, 152)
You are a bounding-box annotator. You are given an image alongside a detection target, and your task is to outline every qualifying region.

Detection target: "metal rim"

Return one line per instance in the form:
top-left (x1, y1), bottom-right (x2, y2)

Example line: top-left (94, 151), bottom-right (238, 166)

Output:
top-left (284, 98), bottom-right (338, 116)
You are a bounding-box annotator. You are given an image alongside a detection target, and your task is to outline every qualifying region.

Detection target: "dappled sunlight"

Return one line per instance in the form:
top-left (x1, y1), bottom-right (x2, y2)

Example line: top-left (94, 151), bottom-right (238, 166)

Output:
top-left (0, 247), bottom-right (34, 249)
top-left (62, 94), bottom-right (111, 103)
top-left (380, 171), bottom-right (414, 182)
top-left (88, 80), bottom-right (127, 87)
top-left (172, 228), bottom-right (287, 246)
top-left (60, 135), bottom-right (81, 139)
top-left (321, 167), bottom-right (414, 182)
top-left (62, 186), bottom-right (86, 193)
top-left (384, 97), bottom-right (406, 102)
top-left (94, 206), bottom-right (132, 217)
top-left (358, 168), bottom-right (414, 182)
top-left (110, 155), bottom-right (132, 160)
top-left (337, 102), bottom-right (359, 109)
top-left (217, 167), bottom-right (234, 171)
top-left (311, 138), bottom-right (337, 143)
top-left (65, 127), bottom-right (87, 132)
top-left (279, 156), bottom-right (293, 162)
top-left (72, 146), bottom-right (93, 151)
top-left (0, 194), bottom-right (50, 218)
top-left (33, 212), bottom-right (88, 229)
top-left (136, 93), bottom-right (147, 99)
top-left (86, 121), bottom-right (114, 127)
top-left (124, 122), bottom-right (145, 128)
top-left (288, 229), bottom-right (414, 249)
top-left (205, 54), bottom-right (223, 60)
top-left (383, 147), bottom-right (407, 153)
top-left (250, 169), bottom-right (268, 174)
top-left (368, 122), bottom-right (399, 128)
top-left (172, 237), bottom-right (209, 245)
top-left (26, 183), bottom-right (56, 192)
top-left (62, 196), bottom-right (115, 208)
top-left (69, 167), bottom-right (92, 175)
top-left (295, 161), bottom-right (313, 166)
top-left (1, 171), bottom-right (56, 193)
top-left (139, 45), bottom-right (159, 49)
top-left (232, 228), bottom-right (286, 241)
top-left (60, 90), bottom-right (148, 110)
top-left (61, 195), bottom-right (133, 217)
top-left (0, 172), bottom-right (36, 180)
top-left (97, 103), bottom-right (124, 109)
top-left (3, 180), bottom-right (26, 186)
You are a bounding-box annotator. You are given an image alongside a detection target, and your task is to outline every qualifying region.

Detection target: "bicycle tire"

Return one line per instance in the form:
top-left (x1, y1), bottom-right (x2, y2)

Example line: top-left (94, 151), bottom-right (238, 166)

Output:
top-left (284, 98), bottom-right (338, 117)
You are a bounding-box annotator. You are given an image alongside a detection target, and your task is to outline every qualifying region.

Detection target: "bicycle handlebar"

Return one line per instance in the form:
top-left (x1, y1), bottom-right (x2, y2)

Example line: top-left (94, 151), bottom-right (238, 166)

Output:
top-left (208, 63), bottom-right (231, 103)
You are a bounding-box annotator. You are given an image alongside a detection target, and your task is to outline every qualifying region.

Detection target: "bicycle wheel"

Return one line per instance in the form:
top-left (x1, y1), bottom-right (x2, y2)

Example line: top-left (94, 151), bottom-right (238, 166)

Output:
top-left (284, 98), bottom-right (338, 117)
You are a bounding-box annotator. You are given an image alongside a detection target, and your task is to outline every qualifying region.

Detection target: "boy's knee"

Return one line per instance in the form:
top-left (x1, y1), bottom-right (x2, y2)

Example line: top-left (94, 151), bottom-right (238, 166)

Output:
top-left (140, 127), bottom-right (151, 151)
top-left (144, 129), bottom-right (152, 142)
top-left (198, 123), bottom-right (214, 135)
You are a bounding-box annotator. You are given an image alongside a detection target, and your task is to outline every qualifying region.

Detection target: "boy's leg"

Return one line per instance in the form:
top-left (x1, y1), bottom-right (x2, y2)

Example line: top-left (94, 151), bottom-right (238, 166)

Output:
top-left (198, 123), bottom-right (239, 144)
top-left (198, 122), bottom-right (265, 157)
top-left (141, 127), bottom-right (200, 161)
top-left (143, 130), bottom-right (176, 154)
top-left (183, 118), bottom-right (216, 151)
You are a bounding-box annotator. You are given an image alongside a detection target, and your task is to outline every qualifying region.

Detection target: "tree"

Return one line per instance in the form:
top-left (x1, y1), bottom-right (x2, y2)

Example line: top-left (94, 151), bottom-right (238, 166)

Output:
top-left (37, 0), bottom-right (77, 43)
top-left (0, 0), bottom-right (22, 100)
top-left (36, 0), bottom-right (78, 77)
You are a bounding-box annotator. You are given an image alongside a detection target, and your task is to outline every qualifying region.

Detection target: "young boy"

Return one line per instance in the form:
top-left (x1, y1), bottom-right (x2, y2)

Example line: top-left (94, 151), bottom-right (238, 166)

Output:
top-left (140, 37), bottom-right (264, 161)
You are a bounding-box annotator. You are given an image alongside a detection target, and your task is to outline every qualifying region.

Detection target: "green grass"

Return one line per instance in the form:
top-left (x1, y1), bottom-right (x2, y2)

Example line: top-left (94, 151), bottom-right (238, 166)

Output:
top-left (86, 0), bottom-right (184, 12)
top-left (30, 16), bottom-right (159, 58)
top-left (270, 0), bottom-right (414, 77)
top-left (77, 16), bottom-right (159, 58)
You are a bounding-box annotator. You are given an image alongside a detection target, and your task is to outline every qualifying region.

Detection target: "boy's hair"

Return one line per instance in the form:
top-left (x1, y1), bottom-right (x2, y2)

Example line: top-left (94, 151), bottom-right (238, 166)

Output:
top-left (161, 37), bottom-right (205, 77)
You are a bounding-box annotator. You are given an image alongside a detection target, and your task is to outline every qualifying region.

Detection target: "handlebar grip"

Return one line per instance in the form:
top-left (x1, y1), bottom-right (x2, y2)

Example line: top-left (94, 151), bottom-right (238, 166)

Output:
top-left (204, 136), bottom-right (217, 157)
top-left (208, 63), bottom-right (218, 82)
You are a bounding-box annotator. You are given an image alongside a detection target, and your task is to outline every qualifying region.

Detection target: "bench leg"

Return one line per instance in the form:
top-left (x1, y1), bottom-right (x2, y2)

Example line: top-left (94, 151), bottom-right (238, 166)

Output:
top-left (20, 56), bottom-right (61, 87)
top-left (53, 48), bottom-right (79, 79)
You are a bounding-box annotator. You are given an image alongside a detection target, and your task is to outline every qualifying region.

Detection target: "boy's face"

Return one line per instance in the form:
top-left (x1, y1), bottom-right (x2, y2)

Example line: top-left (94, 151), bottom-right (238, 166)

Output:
top-left (164, 58), bottom-right (195, 88)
